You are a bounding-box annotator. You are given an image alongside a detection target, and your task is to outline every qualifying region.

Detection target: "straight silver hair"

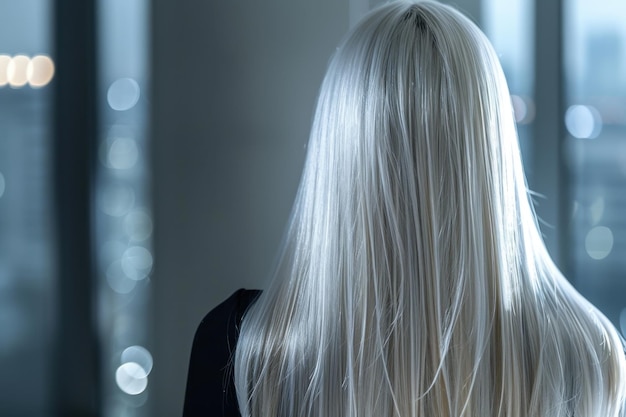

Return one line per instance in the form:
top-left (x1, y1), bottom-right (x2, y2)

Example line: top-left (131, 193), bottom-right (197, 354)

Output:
top-left (234, 1), bottom-right (626, 416)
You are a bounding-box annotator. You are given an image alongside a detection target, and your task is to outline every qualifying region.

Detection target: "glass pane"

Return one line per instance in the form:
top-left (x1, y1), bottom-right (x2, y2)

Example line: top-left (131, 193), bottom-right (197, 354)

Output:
top-left (0, 1), bottom-right (55, 415)
top-left (96, 0), bottom-right (152, 415)
top-left (564, 0), bottom-right (626, 333)
top-left (482, 0), bottom-right (535, 180)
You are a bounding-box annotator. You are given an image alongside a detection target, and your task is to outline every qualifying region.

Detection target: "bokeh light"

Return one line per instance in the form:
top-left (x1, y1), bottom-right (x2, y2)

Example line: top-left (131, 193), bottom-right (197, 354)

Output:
top-left (107, 78), bottom-right (141, 111)
top-left (121, 246), bottom-right (153, 280)
top-left (0, 55), bottom-right (11, 86)
top-left (0, 55), bottom-right (55, 88)
top-left (115, 362), bottom-right (148, 395)
top-left (565, 105), bottom-right (603, 139)
top-left (108, 137), bottom-right (139, 170)
top-left (27, 55), bottom-right (55, 87)
top-left (121, 346), bottom-right (153, 376)
top-left (584, 226), bottom-right (614, 260)
top-left (7, 55), bottom-right (30, 88)
top-left (511, 95), bottom-right (535, 124)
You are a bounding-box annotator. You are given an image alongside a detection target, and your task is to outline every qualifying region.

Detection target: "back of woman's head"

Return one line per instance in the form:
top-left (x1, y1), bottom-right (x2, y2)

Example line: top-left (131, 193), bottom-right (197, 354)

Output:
top-left (235, 1), bottom-right (626, 416)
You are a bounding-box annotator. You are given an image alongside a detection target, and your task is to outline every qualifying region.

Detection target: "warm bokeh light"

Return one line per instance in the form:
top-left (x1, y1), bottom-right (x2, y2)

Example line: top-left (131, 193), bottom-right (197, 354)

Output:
top-left (7, 55), bottom-right (30, 88)
top-left (0, 55), bottom-right (55, 88)
top-left (27, 55), bottom-right (55, 87)
top-left (0, 55), bottom-right (11, 87)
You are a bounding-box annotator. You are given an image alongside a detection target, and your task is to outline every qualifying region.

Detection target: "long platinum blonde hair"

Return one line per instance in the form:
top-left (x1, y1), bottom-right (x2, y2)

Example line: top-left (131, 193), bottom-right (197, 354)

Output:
top-left (234, 1), bottom-right (626, 416)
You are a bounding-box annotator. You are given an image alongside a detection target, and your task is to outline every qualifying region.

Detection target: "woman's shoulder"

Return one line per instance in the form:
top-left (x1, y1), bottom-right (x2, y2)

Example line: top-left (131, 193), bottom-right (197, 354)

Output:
top-left (197, 288), bottom-right (262, 336)
top-left (182, 289), bottom-right (261, 417)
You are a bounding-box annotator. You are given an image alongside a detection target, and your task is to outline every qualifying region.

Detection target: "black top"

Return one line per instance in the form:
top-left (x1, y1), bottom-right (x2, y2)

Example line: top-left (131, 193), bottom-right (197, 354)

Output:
top-left (182, 289), bottom-right (261, 417)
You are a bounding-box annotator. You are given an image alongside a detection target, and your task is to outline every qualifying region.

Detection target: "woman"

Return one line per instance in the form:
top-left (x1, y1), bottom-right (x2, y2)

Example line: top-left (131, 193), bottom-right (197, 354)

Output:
top-left (184, 1), bottom-right (626, 416)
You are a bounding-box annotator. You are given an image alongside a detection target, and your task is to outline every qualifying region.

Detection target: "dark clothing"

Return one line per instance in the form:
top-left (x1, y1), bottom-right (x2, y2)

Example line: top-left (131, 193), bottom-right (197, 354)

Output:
top-left (183, 289), bottom-right (261, 417)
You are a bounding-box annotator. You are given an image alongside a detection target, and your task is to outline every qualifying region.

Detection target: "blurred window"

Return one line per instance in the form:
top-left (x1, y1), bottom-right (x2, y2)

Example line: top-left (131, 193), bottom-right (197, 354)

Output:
top-left (483, 0), bottom-right (535, 179)
top-left (484, 0), bottom-right (625, 336)
top-left (96, 0), bottom-right (152, 415)
top-left (0, 1), bottom-right (624, 415)
top-left (0, 1), bottom-right (55, 415)
top-left (564, 0), bottom-right (626, 334)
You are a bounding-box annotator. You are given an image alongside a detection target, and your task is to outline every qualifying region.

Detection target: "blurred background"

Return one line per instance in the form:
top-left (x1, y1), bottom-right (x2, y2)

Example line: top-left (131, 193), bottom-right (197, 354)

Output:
top-left (0, 0), bottom-right (624, 415)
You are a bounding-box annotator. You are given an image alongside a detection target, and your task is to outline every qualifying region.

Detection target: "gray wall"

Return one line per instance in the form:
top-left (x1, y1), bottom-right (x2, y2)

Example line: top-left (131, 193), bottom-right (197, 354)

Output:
top-left (150, 0), bottom-right (481, 415)
top-left (151, 1), bottom-right (348, 415)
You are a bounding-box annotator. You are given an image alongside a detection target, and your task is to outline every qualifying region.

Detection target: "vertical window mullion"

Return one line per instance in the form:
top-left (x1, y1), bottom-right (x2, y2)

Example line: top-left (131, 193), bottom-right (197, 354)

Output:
top-left (532, 0), bottom-right (569, 273)
top-left (52, 0), bottom-right (100, 415)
